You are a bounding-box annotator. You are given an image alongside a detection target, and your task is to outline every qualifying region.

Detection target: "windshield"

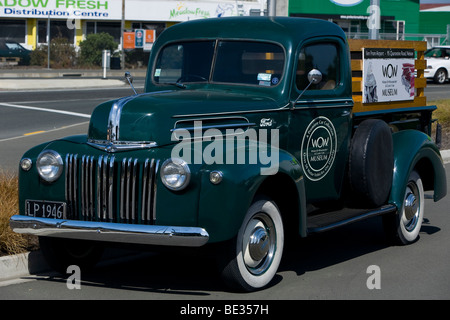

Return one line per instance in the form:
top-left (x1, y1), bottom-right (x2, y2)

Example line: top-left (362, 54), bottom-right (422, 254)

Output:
top-left (153, 40), bottom-right (285, 87)
top-left (5, 42), bottom-right (23, 50)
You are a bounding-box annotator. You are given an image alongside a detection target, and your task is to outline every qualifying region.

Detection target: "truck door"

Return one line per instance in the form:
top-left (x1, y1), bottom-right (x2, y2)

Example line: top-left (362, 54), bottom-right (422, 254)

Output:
top-left (288, 39), bottom-right (353, 203)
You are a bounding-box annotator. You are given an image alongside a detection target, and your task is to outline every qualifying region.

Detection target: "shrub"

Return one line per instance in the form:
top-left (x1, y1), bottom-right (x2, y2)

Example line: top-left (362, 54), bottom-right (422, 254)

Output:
top-left (0, 172), bottom-right (26, 256)
top-left (79, 32), bottom-right (119, 67)
top-left (29, 37), bottom-right (76, 68)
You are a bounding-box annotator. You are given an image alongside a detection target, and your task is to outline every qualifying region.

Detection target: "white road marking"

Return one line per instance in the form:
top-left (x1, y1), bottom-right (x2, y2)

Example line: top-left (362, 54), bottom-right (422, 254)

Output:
top-left (0, 102), bottom-right (91, 118)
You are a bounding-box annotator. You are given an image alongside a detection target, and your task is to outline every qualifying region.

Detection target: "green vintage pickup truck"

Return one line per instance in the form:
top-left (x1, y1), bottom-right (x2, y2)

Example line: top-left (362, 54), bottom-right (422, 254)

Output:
top-left (10, 17), bottom-right (447, 291)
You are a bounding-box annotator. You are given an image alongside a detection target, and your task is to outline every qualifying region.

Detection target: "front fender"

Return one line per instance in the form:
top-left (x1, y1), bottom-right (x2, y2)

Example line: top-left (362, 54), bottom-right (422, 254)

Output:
top-left (197, 148), bottom-right (305, 243)
top-left (390, 130), bottom-right (447, 209)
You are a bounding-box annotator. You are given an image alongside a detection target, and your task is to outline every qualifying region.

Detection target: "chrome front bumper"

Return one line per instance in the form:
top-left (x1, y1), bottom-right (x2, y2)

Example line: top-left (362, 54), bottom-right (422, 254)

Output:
top-left (10, 215), bottom-right (209, 247)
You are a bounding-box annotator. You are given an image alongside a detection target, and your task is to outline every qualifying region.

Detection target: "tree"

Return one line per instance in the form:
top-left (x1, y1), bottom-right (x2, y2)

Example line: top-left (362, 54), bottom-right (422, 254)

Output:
top-left (79, 33), bottom-right (118, 67)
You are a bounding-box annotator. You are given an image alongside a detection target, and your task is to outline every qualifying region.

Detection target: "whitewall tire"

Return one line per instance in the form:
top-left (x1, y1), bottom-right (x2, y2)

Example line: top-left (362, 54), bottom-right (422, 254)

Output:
top-left (220, 198), bottom-right (284, 291)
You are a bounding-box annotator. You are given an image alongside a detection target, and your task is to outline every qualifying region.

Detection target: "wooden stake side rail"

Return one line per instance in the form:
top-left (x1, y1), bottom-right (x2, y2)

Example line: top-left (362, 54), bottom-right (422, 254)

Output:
top-left (348, 39), bottom-right (428, 114)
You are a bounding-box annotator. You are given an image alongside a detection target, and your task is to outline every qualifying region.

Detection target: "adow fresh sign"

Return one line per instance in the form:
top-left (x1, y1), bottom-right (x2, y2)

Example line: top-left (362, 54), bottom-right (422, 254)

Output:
top-left (363, 48), bottom-right (416, 103)
top-left (0, 0), bottom-right (121, 20)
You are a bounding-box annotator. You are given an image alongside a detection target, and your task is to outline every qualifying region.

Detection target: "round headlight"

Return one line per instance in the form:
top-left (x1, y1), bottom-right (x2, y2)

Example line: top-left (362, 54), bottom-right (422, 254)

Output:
top-left (160, 158), bottom-right (190, 191)
top-left (37, 150), bottom-right (63, 182)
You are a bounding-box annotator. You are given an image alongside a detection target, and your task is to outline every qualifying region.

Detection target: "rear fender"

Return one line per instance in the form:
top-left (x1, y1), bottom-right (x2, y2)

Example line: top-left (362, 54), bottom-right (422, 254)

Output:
top-left (390, 130), bottom-right (447, 209)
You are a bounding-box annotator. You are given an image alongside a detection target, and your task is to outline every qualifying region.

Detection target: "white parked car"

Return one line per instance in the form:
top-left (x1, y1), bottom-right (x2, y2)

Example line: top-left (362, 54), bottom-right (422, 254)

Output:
top-left (425, 46), bottom-right (450, 84)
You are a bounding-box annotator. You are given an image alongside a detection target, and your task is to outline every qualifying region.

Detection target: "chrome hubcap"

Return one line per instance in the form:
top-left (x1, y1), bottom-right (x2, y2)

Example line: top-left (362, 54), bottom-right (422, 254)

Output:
top-left (242, 213), bottom-right (276, 275)
top-left (249, 226), bottom-right (270, 262)
top-left (404, 192), bottom-right (418, 220)
top-left (403, 183), bottom-right (420, 232)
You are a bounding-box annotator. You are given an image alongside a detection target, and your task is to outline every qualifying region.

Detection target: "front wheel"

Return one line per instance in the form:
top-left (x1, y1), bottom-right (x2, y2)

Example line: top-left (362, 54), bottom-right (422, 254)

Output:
top-left (219, 198), bottom-right (284, 292)
top-left (383, 170), bottom-right (425, 245)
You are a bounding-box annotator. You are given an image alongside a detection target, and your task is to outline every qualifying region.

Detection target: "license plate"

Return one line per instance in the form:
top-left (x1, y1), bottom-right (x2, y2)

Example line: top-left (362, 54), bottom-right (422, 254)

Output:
top-left (26, 200), bottom-right (67, 219)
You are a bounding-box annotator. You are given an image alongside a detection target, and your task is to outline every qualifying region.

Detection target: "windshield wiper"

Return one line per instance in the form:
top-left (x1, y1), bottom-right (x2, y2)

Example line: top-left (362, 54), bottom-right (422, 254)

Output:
top-left (162, 82), bottom-right (187, 89)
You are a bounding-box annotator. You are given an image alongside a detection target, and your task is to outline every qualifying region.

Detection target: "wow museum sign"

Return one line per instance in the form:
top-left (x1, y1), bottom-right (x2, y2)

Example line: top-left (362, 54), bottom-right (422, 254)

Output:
top-left (363, 48), bottom-right (416, 103)
top-left (0, 0), bottom-right (121, 19)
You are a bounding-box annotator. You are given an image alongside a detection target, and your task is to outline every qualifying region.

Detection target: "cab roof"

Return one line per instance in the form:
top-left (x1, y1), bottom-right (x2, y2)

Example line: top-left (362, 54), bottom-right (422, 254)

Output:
top-left (155, 16), bottom-right (347, 48)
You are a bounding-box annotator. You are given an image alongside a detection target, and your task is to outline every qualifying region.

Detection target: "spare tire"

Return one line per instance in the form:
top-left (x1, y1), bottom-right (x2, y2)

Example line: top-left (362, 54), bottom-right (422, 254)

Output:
top-left (348, 119), bottom-right (394, 208)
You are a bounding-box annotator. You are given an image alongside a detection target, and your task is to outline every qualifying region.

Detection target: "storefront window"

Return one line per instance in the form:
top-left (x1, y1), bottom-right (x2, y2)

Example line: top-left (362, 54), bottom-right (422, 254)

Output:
top-left (0, 20), bottom-right (26, 43)
top-left (87, 21), bottom-right (121, 43)
top-left (37, 20), bottom-right (74, 44)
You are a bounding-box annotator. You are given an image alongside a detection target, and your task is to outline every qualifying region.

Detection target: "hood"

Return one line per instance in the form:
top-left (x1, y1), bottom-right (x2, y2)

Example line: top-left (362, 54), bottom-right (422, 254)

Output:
top-left (88, 89), bottom-right (279, 151)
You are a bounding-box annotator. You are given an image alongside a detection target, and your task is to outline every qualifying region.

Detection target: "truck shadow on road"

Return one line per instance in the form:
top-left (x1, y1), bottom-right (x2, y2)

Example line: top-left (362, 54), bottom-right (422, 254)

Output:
top-left (25, 213), bottom-right (441, 296)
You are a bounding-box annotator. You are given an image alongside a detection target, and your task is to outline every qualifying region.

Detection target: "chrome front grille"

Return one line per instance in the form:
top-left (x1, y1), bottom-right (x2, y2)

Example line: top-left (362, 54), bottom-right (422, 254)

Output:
top-left (65, 154), bottom-right (159, 224)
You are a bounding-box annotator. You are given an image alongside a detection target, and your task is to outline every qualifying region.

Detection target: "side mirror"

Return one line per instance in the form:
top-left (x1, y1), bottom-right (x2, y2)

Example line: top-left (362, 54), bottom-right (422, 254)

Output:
top-left (291, 69), bottom-right (323, 109)
top-left (307, 69), bottom-right (323, 85)
top-left (124, 71), bottom-right (137, 95)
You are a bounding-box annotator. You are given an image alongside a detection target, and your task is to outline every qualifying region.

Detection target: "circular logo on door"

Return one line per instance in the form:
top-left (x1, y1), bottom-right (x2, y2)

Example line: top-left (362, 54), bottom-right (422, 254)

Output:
top-left (301, 117), bottom-right (337, 181)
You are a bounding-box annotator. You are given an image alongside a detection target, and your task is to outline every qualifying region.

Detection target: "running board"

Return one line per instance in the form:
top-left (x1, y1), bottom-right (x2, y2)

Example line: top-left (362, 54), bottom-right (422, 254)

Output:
top-left (306, 204), bottom-right (397, 234)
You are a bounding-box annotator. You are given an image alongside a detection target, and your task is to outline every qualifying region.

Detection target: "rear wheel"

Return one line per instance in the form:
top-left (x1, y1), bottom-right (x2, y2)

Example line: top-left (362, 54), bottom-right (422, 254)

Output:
top-left (219, 198), bottom-right (284, 292)
top-left (383, 170), bottom-right (424, 245)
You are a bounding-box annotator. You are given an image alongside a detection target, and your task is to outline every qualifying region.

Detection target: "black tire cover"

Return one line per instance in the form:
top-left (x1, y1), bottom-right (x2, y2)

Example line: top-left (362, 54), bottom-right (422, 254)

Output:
top-left (348, 119), bottom-right (394, 208)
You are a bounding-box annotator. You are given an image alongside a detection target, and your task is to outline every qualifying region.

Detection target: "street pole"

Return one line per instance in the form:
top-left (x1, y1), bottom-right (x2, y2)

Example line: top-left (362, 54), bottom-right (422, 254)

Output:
top-left (47, 14), bottom-right (51, 69)
top-left (268, 0), bottom-right (276, 16)
top-left (121, 0), bottom-right (125, 70)
top-left (368, 0), bottom-right (380, 40)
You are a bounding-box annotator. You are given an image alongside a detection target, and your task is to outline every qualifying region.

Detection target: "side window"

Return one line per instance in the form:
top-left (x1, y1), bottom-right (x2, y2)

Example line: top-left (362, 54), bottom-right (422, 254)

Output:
top-left (296, 43), bottom-right (340, 91)
top-left (445, 49), bottom-right (450, 58)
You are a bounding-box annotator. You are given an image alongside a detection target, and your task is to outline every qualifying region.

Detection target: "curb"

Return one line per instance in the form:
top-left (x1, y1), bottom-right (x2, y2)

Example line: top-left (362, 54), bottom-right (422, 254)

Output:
top-left (0, 251), bottom-right (49, 283)
top-left (0, 69), bottom-right (147, 79)
top-left (441, 149), bottom-right (450, 164)
top-left (0, 78), bottom-right (127, 91)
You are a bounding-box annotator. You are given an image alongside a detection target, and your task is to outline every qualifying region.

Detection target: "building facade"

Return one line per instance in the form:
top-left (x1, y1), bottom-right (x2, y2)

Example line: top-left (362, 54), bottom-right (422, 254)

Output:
top-left (0, 0), bottom-right (267, 50)
top-left (2, 0), bottom-right (449, 51)
top-left (289, 0), bottom-right (450, 45)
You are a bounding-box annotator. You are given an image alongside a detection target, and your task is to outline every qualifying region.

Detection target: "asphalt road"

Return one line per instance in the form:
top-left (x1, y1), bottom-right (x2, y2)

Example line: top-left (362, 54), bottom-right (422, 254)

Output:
top-left (0, 81), bottom-right (145, 172)
top-left (427, 82), bottom-right (450, 101)
top-left (0, 164), bottom-right (449, 302)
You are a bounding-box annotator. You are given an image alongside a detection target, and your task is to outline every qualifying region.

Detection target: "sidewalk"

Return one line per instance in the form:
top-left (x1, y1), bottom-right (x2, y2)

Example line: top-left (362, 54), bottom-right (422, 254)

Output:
top-left (0, 68), bottom-right (147, 91)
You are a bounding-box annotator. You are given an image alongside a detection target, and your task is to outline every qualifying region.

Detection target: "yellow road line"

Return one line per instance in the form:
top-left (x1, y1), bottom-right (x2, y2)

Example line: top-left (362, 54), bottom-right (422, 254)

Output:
top-left (24, 131), bottom-right (46, 136)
